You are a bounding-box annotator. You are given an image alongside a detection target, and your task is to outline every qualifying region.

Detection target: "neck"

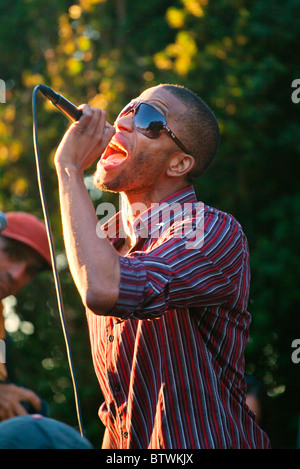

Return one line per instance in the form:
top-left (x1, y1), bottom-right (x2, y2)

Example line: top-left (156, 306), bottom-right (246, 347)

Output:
top-left (119, 179), bottom-right (190, 246)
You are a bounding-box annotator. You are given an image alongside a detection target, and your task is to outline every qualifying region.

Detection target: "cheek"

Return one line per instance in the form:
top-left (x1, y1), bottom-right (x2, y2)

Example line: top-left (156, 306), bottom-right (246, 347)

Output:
top-left (137, 149), bottom-right (170, 178)
top-left (134, 138), bottom-right (170, 167)
top-left (128, 152), bottom-right (158, 182)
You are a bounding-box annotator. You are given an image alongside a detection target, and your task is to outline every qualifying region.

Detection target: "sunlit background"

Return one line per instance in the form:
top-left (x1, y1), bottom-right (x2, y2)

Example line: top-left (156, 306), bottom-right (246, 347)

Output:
top-left (0, 0), bottom-right (299, 449)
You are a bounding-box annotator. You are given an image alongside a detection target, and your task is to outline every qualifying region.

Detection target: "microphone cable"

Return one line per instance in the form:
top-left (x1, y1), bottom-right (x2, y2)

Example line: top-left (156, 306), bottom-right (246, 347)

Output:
top-left (32, 84), bottom-right (85, 438)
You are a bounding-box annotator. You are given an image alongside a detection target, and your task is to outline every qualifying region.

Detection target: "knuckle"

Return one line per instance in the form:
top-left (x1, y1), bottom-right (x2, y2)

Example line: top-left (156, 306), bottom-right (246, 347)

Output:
top-left (81, 103), bottom-right (91, 112)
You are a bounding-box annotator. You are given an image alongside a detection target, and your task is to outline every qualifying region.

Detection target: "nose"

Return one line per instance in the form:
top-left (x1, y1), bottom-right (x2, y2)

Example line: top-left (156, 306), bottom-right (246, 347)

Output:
top-left (115, 111), bottom-right (134, 133)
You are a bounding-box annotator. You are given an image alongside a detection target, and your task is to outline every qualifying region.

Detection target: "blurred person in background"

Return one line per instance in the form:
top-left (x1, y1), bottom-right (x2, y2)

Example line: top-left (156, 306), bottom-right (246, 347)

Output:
top-left (0, 211), bottom-right (51, 421)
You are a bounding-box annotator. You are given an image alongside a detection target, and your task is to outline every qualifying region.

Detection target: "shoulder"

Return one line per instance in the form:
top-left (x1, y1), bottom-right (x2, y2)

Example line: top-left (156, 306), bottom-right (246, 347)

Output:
top-left (180, 201), bottom-right (249, 255)
top-left (203, 203), bottom-right (247, 241)
top-left (147, 201), bottom-right (248, 260)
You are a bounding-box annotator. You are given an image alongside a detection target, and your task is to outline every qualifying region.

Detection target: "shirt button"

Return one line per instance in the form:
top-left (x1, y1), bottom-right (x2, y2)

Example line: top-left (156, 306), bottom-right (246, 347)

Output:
top-left (114, 384), bottom-right (121, 392)
top-left (108, 335), bottom-right (114, 342)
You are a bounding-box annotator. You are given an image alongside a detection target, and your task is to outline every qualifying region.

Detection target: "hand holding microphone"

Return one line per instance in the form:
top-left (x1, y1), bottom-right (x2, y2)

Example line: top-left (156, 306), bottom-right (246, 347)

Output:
top-left (38, 85), bottom-right (115, 172)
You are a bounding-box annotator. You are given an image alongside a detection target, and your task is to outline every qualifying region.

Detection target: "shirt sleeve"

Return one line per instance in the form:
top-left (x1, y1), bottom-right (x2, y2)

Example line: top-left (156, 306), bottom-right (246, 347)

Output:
top-left (108, 210), bottom-right (250, 320)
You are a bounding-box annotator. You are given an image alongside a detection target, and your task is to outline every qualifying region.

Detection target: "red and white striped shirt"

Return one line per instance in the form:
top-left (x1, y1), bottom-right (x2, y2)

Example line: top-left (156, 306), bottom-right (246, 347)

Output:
top-left (86, 185), bottom-right (271, 449)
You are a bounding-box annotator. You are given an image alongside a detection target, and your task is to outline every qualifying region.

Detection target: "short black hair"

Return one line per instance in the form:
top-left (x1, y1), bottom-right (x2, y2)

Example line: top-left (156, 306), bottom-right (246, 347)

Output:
top-left (159, 84), bottom-right (220, 179)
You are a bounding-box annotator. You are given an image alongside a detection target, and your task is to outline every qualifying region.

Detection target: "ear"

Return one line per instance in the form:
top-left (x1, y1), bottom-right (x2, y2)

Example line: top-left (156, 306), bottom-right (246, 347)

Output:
top-left (166, 152), bottom-right (195, 178)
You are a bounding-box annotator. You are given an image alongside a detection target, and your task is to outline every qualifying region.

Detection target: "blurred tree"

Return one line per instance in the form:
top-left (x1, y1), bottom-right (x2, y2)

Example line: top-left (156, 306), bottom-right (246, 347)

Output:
top-left (0, 0), bottom-right (299, 448)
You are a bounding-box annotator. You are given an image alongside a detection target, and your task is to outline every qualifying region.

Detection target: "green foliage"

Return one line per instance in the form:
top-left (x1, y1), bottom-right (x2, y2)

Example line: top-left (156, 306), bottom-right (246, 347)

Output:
top-left (0, 0), bottom-right (299, 448)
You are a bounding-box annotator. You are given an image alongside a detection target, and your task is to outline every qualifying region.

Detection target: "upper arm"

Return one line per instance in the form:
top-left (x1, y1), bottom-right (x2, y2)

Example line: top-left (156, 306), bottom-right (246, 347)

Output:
top-left (105, 212), bottom-right (250, 320)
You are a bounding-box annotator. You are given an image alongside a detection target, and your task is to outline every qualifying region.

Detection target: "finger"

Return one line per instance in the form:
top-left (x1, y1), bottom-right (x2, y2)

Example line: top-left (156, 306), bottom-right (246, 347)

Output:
top-left (91, 122), bottom-right (115, 159)
top-left (12, 401), bottom-right (28, 417)
top-left (97, 108), bottom-right (108, 133)
top-left (71, 104), bottom-right (94, 132)
top-left (82, 109), bottom-right (115, 154)
top-left (17, 387), bottom-right (41, 411)
top-left (101, 123), bottom-right (116, 148)
top-left (87, 107), bottom-right (108, 138)
top-left (77, 107), bottom-right (108, 143)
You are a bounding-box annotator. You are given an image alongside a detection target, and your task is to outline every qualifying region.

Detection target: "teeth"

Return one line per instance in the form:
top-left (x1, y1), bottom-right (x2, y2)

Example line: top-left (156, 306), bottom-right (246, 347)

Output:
top-left (109, 139), bottom-right (126, 153)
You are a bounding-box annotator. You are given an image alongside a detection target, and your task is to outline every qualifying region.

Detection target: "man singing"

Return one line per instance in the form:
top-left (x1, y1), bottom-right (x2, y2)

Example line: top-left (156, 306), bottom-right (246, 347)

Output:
top-left (54, 83), bottom-right (271, 449)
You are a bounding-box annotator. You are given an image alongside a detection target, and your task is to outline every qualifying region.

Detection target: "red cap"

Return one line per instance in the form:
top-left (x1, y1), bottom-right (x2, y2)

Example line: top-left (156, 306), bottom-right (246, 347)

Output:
top-left (1, 212), bottom-right (51, 268)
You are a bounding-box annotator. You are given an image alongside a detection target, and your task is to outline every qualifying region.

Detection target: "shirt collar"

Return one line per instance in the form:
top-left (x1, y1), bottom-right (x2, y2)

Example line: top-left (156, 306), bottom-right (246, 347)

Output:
top-left (103, 185), bottom-right (198, 247)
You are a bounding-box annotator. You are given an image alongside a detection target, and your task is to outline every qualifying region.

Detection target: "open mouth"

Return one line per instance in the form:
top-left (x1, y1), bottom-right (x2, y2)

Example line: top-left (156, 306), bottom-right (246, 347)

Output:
top-left (100, 136), bottom-right (128, 167)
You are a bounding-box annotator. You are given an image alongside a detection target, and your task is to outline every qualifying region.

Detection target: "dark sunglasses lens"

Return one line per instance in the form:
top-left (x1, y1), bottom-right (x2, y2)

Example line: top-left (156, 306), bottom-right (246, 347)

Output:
top-left (135, 104), bottom-right (166, 139)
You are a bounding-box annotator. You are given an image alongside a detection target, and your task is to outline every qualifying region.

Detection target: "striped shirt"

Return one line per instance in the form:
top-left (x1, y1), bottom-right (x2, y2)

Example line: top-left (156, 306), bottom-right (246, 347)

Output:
top-left (86, 185), bottom-right (271, 449)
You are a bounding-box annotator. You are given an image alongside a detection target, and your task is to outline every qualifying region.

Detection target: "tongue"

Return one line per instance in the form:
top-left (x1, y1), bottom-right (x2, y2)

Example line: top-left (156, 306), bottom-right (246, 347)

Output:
top-left (104, 153), bottom-right (127, 165)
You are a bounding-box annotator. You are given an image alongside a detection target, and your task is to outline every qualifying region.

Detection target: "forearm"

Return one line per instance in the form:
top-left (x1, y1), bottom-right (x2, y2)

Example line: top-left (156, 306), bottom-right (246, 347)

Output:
top-left (56, 164), bottom-right (120, 314)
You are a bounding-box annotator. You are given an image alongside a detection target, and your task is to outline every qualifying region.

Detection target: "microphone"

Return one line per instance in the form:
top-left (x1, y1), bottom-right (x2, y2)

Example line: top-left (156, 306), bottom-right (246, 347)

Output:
top-left (0, 212), bottom-right (7, 233)
top-left (38, 85), bottom-right (82, 122)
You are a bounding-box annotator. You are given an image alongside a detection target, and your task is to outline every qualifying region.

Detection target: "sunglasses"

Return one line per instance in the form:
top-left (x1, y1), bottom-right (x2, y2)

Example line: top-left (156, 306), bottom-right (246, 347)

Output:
top-left (116, 101), bottom-right (190, 154)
